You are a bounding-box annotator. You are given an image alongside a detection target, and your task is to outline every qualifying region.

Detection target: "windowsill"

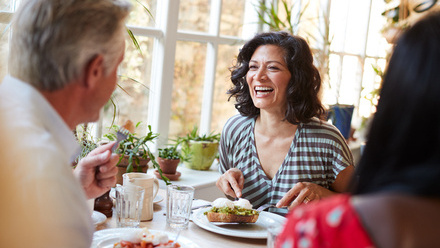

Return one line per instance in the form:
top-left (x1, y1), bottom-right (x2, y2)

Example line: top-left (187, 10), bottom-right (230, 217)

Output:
top-left (147, 161), bottom-right (225, 201)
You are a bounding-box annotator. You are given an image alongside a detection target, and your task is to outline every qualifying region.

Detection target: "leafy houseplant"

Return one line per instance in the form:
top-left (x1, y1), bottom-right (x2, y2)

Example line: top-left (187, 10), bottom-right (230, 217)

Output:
top-left (73, 124), bottom-right (98, 166)
top-left (158, 146), bottom-right (181, 160)
top-left (104, 123), bottom-right (170, 185)
top-left (176, 126), bottom-right (220, 171)
top-left (157, 146), bottom-right (181, 175)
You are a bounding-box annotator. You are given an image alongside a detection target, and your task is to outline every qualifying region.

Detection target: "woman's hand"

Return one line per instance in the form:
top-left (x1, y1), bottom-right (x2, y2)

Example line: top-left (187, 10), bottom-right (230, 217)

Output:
top-left (73, 141), bottom-right (119, 199)
top-left (277, 165), bottom-right (355, 209)
top-left (216, 168), bottom-right (244, 198)
top-left (277, 182), bottom-right (334, 210)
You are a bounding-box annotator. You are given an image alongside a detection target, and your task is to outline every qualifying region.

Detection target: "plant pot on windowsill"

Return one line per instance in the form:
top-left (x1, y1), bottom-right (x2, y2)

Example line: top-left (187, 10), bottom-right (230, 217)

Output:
top-left (327, 104), bottom-right (355, 140)
top-left (176, 126), bottom-right (220, 171)
top-left (182, 140), bottom-right (219, 171)
top-left (157, 157), bottom-right (180, 174)
top-left (155, 157), bottom-right (181, 181)
top-left (155, 146), bottom-right (182, 180)
top-left (116, 155), bottom-right (150, 185)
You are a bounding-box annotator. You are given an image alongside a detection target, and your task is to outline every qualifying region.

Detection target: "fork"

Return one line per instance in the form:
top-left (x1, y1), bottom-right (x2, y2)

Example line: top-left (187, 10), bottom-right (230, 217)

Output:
top-left (171, 229), bottom-right (181, 247)
top-left (111, 127), bottom-right (130, 152)
top-left (256, 203), bottom-right (288, 211)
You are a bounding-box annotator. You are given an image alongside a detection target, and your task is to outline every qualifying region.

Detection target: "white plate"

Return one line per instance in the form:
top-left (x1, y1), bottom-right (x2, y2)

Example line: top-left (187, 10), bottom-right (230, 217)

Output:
top-left (91, 211), bottom-right (107, 226)
top-left (91, 228), bottom-right (200, 248)
top-left (110, 188), bottom-right (164, 204)
top-left (192, 207), bottom-right (286, 239)
top-left (153, 194), bottom-right (164, 204)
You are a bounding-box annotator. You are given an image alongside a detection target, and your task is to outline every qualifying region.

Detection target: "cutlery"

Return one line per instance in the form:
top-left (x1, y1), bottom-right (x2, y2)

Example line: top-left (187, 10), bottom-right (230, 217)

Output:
top-left (191, 204), bottom-right (211, 211)
top-left (256, 203), bottom-right (288, 211)
top-left (111, 127), bottom-right (130, 152)
top-left (96, 128), bottom-right (129, 176)
top-left (166, 229), bottom-right (181, 248)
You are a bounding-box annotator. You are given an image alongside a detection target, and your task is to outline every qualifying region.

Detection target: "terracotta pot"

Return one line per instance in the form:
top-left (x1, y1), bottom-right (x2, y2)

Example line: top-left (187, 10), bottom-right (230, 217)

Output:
top-left (157, 157), bottom-right (180, 174)
top-left (116, 155), bottom-right (149, 185)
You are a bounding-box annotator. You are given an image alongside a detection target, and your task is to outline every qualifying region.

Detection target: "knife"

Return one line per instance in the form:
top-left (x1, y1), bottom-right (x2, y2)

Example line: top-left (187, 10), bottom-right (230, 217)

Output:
top-left (191, 204), bottom-right (211, 210)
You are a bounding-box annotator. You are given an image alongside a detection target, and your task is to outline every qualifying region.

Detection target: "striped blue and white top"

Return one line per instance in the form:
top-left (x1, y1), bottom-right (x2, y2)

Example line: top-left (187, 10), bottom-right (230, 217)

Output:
top-left (219, 114), bottom-right (353, 216)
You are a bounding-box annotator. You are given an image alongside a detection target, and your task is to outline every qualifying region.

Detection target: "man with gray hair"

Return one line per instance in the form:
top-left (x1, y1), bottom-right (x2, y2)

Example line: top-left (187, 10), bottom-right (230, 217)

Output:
top-left (0, 0), bottom-right (132, 247)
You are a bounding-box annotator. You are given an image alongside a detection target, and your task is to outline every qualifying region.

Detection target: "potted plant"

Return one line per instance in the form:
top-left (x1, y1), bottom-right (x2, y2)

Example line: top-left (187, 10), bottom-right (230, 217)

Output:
top-left (176, 126), bottom-right (220, 171)
top-left (104, 122), bottom-right (170, 185)
top-left (326, 105), bottom-right (355, 140)
top-left (157, 146), bottom-right (181, 175)
top-left (73, 124), bottom-right (98, 166)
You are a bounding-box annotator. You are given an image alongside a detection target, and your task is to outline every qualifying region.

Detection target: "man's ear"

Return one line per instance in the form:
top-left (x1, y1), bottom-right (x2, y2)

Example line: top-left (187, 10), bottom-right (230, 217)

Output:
top-left (84, 55), bottom-right (104, 89)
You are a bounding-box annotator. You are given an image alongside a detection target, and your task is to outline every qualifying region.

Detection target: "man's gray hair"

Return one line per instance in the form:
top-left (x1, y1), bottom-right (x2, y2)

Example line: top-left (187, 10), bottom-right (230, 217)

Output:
top-left (9, 0), bottom-right (132, 91)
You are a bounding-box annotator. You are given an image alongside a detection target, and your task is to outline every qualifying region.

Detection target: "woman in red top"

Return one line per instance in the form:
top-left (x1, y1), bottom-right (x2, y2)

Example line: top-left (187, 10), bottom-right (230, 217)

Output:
top-left (276, 11), bottom-right (440, 248)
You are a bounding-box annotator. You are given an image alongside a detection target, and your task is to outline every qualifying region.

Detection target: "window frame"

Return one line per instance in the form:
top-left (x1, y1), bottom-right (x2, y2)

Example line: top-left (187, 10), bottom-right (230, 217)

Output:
top-left (1, 0), bottom-right (388, 149)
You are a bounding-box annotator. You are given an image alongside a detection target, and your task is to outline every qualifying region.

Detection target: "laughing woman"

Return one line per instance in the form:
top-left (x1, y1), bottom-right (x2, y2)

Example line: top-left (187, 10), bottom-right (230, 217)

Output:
top-left (216, 31), bottom-right (354, 216)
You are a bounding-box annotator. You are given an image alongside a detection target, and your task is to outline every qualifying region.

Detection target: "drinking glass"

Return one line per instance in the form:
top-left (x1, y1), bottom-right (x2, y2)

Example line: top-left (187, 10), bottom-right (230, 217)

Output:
top-left (267, 223), bottom-right (284, 248)
top-left (115, 185), bottom-right (145, 227)
top-left (166, 185), bottom-right (194, 229)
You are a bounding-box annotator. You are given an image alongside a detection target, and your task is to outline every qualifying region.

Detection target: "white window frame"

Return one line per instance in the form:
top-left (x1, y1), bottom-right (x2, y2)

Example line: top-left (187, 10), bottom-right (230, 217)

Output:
top-left (1, 0), bottom-right (387, 149)
top-left (128, 0), bottom-right (259, 150)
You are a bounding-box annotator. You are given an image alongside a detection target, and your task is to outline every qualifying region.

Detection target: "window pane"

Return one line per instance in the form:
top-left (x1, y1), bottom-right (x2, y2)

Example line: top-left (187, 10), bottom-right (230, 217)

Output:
top-left (298, 0), bottom-right (322, 44)
top-left (102, 36), bottom-right (154, 134)
top-left (366, 0), bottom-right (391, 57)
top-left (126, 0), bottom-right (156, 27)
top-left (178, 0), bottom-right (210, 33)
top-left (329, 0), bottom-right (349, 53)
top-left (359, 57), bottom-right (386, 117)
top-left (343, 1), bottom-right (371, 55)
top-left (0, 30), bottom-right (9, 79)
top-left (0, 1), bottom-right (11, 10)
top-left (220, 0), bottom-right (245, 37)
top-left (323, 54), bottom-right (342, 105)
top-left (169, 41), bottom-right (207, 139)
top-left (338, 55), bottom-right (362, 105)
top-left (211, 44), bottom-right (241, 134)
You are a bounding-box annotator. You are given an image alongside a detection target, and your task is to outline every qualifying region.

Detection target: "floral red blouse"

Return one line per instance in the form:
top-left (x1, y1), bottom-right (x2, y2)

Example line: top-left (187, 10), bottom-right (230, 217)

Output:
top-left (275, 194), bottom-right (376, 248)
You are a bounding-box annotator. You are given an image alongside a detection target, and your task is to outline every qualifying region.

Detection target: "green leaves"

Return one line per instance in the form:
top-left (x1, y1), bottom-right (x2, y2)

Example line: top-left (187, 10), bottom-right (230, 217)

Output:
top-left (176, 126), bottom-right (220, 145)
top-left (158, 146), bottom-right (181, 160)
top-left (105, 123), bottom-right (156, 168)
top-left (255, 0), bottom-right (304, 35)
top-left (105, 123), bottom-right (171, 185)
top-left (174, 126), bottom-right (220, 166)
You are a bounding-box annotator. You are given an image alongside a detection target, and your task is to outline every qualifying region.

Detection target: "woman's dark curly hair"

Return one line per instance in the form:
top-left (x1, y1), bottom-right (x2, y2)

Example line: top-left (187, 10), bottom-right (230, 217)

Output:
top-left (228, 31), bottom-right (325, 124)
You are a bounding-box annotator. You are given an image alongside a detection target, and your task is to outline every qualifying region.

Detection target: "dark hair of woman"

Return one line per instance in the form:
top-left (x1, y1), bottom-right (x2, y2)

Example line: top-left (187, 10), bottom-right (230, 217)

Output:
top-left (352, 11), bottom-right (440, 197)
top-left (228, 31), bottom-right (325, 124)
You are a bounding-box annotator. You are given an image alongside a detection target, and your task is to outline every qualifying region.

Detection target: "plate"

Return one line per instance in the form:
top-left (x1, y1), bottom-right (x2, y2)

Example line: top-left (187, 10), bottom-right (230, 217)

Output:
top-left (91, 228), bottom-right (200, 248)
top-left (110, 188), bottom-right (163, 204)
top-left (153, 194), bottom-right (164, 204)
top-left (91, 211), bottom-right (107, 226)
top-left (192, 207), bottom-right (286, 239)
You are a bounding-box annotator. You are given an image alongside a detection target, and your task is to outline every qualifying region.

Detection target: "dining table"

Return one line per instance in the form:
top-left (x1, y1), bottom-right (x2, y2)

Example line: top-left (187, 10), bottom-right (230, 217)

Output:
top-left (92, 188), bottom-right (274, 248)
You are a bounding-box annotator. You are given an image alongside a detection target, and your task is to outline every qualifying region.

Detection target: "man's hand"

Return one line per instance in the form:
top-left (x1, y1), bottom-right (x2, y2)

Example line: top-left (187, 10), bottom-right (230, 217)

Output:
top-left (74, 141), bottom-right (119, 199)
top-left (216, 168), bottom-right (244, 198)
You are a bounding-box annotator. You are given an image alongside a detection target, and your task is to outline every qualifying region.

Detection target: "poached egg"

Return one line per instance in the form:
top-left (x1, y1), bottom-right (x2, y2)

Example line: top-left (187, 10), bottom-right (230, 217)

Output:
top-left (211, 198), bottom-right (235, 209)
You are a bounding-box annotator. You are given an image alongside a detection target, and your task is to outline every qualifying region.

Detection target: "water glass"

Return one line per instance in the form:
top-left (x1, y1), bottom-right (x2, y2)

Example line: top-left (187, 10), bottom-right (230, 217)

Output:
top-left (166, 185), bottom-right (194, 229)
top-left (267, 223), bottom-right (284, 248)
top-left (123, 173), bottom-right (159, 221)
top-left (115, 185), bottom-right (145, 227)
